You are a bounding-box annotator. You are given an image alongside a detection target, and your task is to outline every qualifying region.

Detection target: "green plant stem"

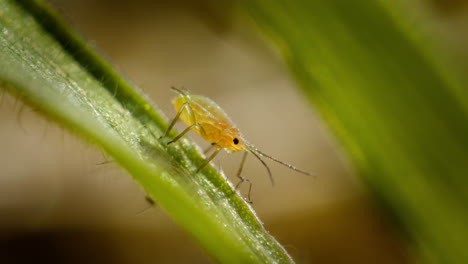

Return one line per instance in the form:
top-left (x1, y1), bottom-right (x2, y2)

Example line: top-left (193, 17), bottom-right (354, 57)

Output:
top-left (0, 0), bottom-right (294, 263)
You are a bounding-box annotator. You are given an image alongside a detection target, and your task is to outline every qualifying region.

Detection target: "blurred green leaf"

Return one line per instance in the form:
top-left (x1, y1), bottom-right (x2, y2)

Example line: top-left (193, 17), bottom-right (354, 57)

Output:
top-left (0, 0), bottom-right (294, 263)
top-left (244, 0), bottom-right (468, 263)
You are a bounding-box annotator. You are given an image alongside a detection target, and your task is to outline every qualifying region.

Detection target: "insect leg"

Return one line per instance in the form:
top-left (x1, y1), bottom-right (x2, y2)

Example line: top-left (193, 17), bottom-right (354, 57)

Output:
top-left (185, 101), bottom-right (209, 137)
top-left (161, 102), bottom-right (189, 138)
top-left (196, 147), bottom-right (221, 173)
top-left (169, 101), bottom-right (207, 139)
top-left (203, 142), bottom-right (216, 154)
top-left (235, 151), bottom-right (253, 203)
top-left (167, 123), bottom-right (200, 144)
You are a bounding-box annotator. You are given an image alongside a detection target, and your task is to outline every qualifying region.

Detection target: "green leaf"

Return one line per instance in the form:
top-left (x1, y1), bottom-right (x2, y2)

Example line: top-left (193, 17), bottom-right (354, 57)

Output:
top-left (0, 0), bottom-right (294, 263)
top-left (244, 0), bottom-right (468, 263)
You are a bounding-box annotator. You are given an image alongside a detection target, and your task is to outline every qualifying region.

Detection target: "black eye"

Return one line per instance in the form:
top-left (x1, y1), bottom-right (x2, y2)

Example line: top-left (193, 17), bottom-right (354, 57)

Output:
top-left (233, 138), bottom-right (239, 145)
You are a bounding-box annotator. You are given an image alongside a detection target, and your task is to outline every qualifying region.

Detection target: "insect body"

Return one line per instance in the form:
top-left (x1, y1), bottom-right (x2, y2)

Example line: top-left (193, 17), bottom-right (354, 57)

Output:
top-left (162, 87), bottom-right (313, 202)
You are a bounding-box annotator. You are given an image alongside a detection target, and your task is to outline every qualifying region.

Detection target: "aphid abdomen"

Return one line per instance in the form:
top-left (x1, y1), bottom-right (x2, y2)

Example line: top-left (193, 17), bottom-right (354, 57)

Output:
top-left (172, 96), bottom-right (194, 125)
top-left (196, 122), bottom-right (223, 143)
top-left (172, 95), bottom-right (224, 143)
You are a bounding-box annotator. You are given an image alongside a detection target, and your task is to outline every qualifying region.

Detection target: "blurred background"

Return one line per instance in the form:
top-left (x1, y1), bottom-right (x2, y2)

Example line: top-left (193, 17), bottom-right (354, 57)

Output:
top-left (1, 0), bottom-right (467, 263)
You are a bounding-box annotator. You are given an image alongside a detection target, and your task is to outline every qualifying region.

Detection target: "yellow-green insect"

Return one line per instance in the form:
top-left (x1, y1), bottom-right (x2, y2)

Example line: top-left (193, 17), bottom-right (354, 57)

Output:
top-left (162, 87), bottom-right (313, 201)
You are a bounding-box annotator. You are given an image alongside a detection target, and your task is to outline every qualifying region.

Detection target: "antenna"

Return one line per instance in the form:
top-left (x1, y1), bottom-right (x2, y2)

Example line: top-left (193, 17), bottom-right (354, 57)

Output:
top-left (248, 148), bottom-right (275, 186)
top-left (246, 144), bottom-right (315, 183)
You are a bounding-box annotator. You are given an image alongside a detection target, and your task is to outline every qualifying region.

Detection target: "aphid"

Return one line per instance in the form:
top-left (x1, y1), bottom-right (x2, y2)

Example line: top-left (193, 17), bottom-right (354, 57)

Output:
top-left (162, 87), bottom-right (313, 202)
